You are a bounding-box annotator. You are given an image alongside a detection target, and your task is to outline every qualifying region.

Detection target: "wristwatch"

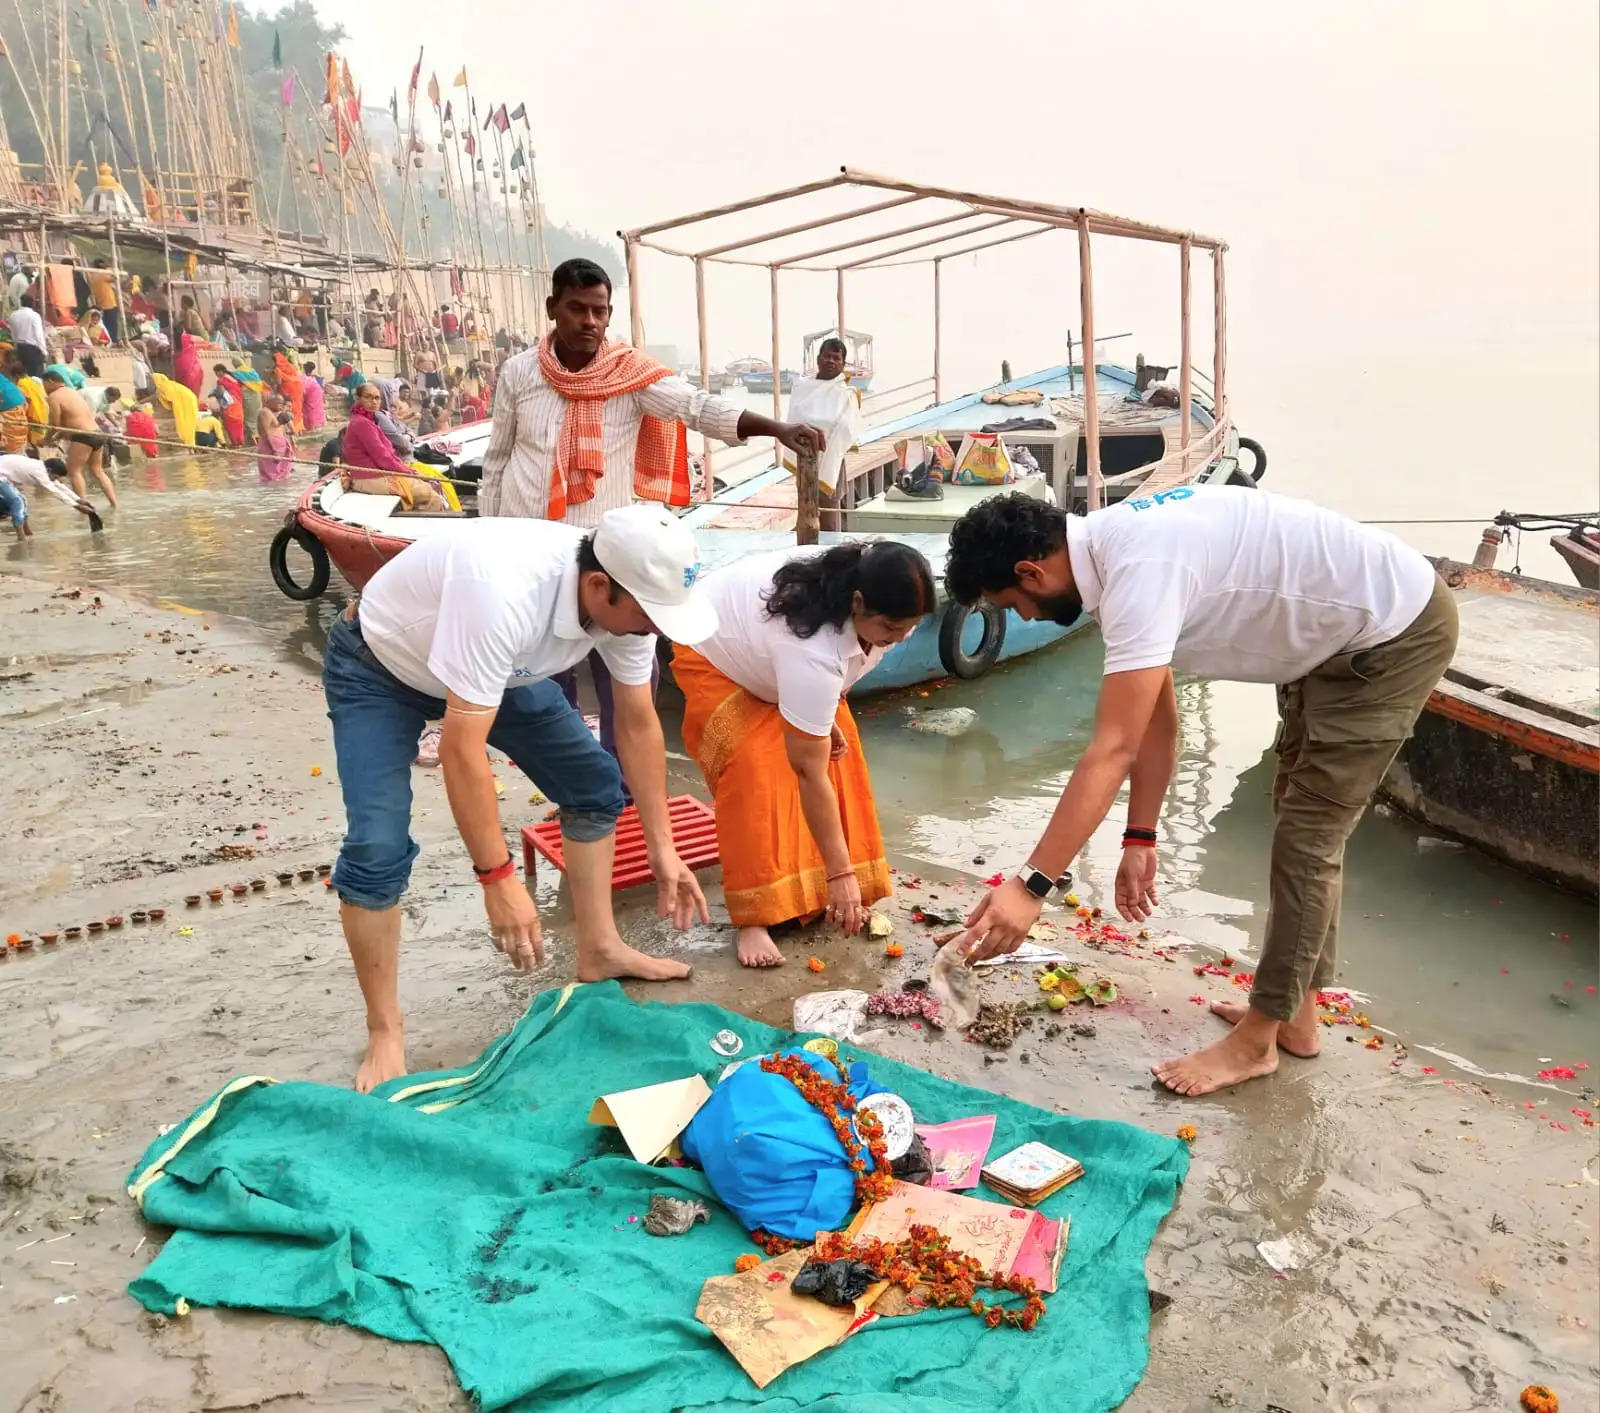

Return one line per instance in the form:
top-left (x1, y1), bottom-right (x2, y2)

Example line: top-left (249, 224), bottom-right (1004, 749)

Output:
top-left (1015, 866), bottom-right (1075, 899)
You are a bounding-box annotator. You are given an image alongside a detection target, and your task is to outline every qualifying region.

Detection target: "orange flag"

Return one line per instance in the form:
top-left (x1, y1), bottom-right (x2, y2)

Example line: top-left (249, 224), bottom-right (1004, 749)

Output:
top-left (426, 71), bottom-right (440, 109)
top-left (451, 66), bottom-right (468, 87)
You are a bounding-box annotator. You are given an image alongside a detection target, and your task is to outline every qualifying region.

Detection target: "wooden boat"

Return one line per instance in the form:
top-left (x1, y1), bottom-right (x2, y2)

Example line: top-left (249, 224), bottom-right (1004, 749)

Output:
top-left (1380, 556), bottom-right (1599, 896)
top-left (1491, 511), bottom-right (1600, 590)
top-left (1553, 527), bottom-right (1600, 589)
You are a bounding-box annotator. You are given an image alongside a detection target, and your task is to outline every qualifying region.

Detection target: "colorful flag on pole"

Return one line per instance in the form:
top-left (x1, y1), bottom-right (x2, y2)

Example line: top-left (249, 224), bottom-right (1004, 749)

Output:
top-left (464, 132), bottom-right (476, 157)
top-left (427, 72), bottom-right (441, 109)
top-left (508, 144), bottom-right (525, 171)
top-left (490, 104), bottom-right (510, 134)
top-left (452, 67), bottom-right (468, 88)
top-left (227, 4), bottom-right (239, 46)
top-left (442, 99), bottom-right (453, 123)
top-left (389, 89), bottom-right (398, 123)
top-left (408, 47), bottom-right (422, 99)
top-left (509, 101), bottom-right (527, 125)
top-left (271, 30), bottom-right (282, 68)
top-left (348, 92), bottom-right (362, 126)
top-left (341, 58), bottom-right (356, 99)
top-left (324, 53), bottom-right (339, 106)
top-left (281, 73), bottom-right (296, 107)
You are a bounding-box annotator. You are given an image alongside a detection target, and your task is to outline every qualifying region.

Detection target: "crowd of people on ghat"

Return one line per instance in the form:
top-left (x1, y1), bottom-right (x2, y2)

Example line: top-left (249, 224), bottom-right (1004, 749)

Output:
top-left (0, 249), bottom-right (525, 530)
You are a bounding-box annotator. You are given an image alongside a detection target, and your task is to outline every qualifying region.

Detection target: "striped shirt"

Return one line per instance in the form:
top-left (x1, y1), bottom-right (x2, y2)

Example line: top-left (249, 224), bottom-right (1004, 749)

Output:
top-left (477, 348), bottom-right (746, 527)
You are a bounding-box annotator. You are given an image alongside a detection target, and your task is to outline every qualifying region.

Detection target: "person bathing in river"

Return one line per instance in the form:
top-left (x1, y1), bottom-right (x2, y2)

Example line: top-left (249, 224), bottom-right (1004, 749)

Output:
top-left (0, 450), bottom-right (96, 536)
top-left (40, 370), bottom-right (117, 508)
top-left (942, 486), bottom-right (1457, 1096)
top-left (300, 362), bottom-right (325, 432)
top-left (674, 542), bottom-right (933, 967)
top-left (477, 256), bottom-right (826, 774)
top-left (324, 504), bottom-right (715, 1089)
top-left (255, 391), bottom-right (293, 482)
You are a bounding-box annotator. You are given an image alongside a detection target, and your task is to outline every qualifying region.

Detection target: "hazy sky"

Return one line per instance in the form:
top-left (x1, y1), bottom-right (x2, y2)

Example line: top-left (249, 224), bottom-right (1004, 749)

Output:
top-left (316, 0), bottom-right (1598, 382)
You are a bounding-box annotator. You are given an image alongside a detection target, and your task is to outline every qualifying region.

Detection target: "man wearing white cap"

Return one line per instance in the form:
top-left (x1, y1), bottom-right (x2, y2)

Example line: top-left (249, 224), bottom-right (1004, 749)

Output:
top-left (322, 503), bottom-right (719, 1091)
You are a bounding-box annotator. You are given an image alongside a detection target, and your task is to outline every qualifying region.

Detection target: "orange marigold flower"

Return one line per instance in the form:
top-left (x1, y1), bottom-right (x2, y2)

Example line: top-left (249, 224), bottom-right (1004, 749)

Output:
top-left (884, 942), bottom-right (904, 958)
top-left (1176, 1124), bottom-right (1197, 1143)
top-left (1520, 1386), bottom-right (1559, 1413)
top-left (4, 933), bottom-right (18, 947)
top-left (734, 1253), bottom-right (762, 1273)
top-left (807, 956), bottom-right (826, 972)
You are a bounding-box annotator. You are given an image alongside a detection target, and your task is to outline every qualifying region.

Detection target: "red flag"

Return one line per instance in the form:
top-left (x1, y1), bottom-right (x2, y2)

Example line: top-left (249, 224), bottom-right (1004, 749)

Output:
top-left (346, 93), bottom-right (361, 126)
top-left (408, 47), bottom-right (422, 99)
top-left (491, 104), bottom-right (510, 134)
top-left (442, 99), bottom-right (453, 123)
top-left (341, 58), bottom-right (355, 98)
top-left (324, 52), bottom-right (339, 107)
top-left (335, 113), bottom-right (352, 157)
top-left (464, 132), bottom-right (475, 156)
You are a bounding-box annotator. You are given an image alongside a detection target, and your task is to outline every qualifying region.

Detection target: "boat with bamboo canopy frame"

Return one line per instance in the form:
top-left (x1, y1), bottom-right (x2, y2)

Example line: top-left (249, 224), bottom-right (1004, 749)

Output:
top-left (614, 166), bottom-right (1263, 688)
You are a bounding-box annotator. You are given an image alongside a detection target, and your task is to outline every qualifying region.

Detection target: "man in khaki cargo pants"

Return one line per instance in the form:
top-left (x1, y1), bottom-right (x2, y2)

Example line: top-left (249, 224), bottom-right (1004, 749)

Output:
top-left (936, 484), bottom-right (1459, 1096)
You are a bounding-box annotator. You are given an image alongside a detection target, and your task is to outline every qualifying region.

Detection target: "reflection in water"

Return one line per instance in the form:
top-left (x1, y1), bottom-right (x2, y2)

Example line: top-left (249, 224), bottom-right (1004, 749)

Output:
top-left (7, 448), bottom-right (1596, 1083)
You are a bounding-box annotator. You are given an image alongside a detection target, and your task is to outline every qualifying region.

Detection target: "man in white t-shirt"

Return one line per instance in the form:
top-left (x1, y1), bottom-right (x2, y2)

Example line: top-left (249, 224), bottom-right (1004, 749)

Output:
top-left (323, 504), bottom-right (719, 1091)
top-left (942, 485), bottom-right (1458, 1097)
top-left (0, 451), bottom-right (95, 536)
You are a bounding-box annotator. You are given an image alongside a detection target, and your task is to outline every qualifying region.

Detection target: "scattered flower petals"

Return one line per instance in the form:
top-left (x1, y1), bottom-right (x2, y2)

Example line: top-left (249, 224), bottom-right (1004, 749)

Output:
top-left (1188, 995), bottom-right (1207, 1005)
top-left (883, 943), bottom-right (903, 958)
top-left (1539, 1066), bottom-right (1579, 1081)
top-left (1420, 1066), bottom-right (1437, 1075)
top-left (807, 957), bottom-right (825, 973)
top-left (982, 873), bottom-right (1003, 888)
top-left (177, 926), bottom-right (194, 936)
top-left (1176, 1124), bottom-right (1197, 1143)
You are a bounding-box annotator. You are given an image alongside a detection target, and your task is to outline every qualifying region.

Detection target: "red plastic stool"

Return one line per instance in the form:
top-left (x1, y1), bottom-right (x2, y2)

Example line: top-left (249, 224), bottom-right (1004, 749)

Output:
top-left (521, 794), bottom-right (720, 890)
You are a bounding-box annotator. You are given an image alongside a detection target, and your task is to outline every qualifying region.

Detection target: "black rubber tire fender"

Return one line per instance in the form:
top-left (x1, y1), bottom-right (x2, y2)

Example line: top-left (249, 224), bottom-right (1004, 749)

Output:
top-left (937, 600), bottom-right (1007, 680)
top-left (1236, 435), bottom-right (1267, 483)
top-left (269, 523), bottom-right (331, 601)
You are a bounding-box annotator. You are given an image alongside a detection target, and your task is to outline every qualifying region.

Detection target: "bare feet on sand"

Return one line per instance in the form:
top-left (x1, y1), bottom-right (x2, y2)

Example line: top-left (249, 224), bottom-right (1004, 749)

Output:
top-left (1154, 1025), bottom-right (1279, 1097)
top-left (736, 927), bottom-right (786, 968)
top-left (577, 934), bottom-right (691, 984)
top-left (1210, 999), bottom-right (1322, 1058)
top-left (355, 1026), bottom-right (407, 1094)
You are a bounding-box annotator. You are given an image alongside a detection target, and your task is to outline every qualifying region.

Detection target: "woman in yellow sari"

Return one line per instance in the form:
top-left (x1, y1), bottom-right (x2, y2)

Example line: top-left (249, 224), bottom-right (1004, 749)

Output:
top-left (673, 542), bottom-right (934, 967)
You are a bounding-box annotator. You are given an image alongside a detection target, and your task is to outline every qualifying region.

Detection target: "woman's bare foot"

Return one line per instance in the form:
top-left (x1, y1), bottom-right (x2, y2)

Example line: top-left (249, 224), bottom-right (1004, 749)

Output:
top-left (735, 927), bottom-right (786, 968)
top-left (355, 1026), bottom-right (407, 1094)
top-left (1154, 1007), bottom-right (1281, 1097)
top-left (577, 934), bottom-right (691, 983)
top-left (1210, 998), bottom-right (1322, 1058)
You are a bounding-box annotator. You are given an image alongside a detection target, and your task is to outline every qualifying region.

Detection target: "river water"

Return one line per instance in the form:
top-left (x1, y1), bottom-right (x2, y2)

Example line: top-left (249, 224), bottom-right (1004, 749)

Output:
top-left (5, 349), bottom-right (1596, 1090)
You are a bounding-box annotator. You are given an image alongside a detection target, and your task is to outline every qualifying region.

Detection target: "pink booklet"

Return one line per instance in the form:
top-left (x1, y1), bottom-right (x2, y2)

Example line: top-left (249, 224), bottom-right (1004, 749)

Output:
top-left (915, 1115), bottom-right (997, 1190)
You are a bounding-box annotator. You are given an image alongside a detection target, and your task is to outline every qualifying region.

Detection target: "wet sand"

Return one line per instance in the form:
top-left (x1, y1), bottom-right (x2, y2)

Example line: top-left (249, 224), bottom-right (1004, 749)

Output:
top-left (2, 575), bottom-right (1596, 1413)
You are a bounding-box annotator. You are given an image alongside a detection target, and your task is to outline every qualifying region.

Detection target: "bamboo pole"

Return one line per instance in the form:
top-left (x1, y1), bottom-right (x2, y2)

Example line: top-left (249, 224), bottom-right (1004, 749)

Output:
top-left (767, 264), bottom-right (781, 420)
top-left (57, 0), bottom-right (70, 196)
top-left (932, 257), bottom-right (942, 403)
top-left (106, 217), bottom-right (128, 346)
top-left (523, 125), bottom-right (550, 334)
top-left (1077, 221), bottom-right (1102, 512)
top-left (776, 210), bottom-right (986, 269)
top-left (96, 0), bottom-right (142, 187)
top-left (835, 269), bottom-right (845, 344)
top-left (837, 216), bottom-right (1012, 271)
top-left (622, 172), bottom-right (851, 241)
top-left (795, 444), bottom-right (820, 547)
top-left (626, 239), bottom-right (643, 347)
top-left (6, 0), bottom-right (61, 194)
top-left (843, 223), bottom-right (1053, 272)
top-left (119, 0), bottom-right (169, 226)
top-left (1212, 246), bottom-right (1228, 427)
top-left (693, 193), bottom-right (921, 260)
top-left (1178, 237), bottom-right (1192, 453)
top-left (694, 255), bottom-right (712, 498)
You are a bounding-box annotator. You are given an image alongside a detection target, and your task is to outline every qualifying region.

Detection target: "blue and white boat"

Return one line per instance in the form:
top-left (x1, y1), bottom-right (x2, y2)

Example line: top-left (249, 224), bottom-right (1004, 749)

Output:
top-left (623, 169), bottom-right (1261, 695)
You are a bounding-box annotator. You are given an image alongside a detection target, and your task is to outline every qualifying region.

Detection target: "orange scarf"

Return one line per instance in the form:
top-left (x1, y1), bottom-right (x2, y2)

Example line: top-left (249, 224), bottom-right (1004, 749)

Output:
top-left (537, 334), bottom-right (691, 518)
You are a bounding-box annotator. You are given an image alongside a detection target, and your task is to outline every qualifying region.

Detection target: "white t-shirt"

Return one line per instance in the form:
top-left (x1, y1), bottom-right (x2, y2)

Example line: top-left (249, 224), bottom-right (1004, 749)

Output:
top-left (357, 519), bottom-right (657, 706)
top-left (8, 306), bottom-right (46, 352)
top-left (695, 547), bottom-right (885, 736)
top-left (0, 453), bottom-right (79, 509)
top-left (1067, 485), bottom-right (1436, 684)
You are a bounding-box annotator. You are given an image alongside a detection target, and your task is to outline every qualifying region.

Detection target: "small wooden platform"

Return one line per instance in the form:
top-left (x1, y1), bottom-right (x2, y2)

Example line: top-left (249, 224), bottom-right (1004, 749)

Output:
top-left (521, 795), bottom-right (720, 890)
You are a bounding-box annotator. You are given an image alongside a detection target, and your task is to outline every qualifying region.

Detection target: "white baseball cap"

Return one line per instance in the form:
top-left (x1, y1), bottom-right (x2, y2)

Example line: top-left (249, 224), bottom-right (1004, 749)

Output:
top-left (592, 504), bottom-right (718, 645)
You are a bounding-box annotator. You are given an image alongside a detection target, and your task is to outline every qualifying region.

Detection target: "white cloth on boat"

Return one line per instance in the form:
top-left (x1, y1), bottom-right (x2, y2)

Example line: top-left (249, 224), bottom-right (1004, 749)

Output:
top-left (1067, 484), bottom-right (1437, 683)
top-left (356, 519), bottom-right (657, 707)
top-left (692, 546), bottom-right (885, 738)
top-left (476, 347), bottom-right (746, 529)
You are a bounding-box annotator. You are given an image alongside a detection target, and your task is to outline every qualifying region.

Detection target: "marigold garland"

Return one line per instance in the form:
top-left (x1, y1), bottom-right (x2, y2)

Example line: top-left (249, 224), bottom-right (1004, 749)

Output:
top-left (812, 1224), bottom-right (1046, 1331)
top-left (757, 1053), bottom-right (895, 1206)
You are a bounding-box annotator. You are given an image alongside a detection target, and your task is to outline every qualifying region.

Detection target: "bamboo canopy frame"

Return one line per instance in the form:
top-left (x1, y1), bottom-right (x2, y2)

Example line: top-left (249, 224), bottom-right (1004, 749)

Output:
top-left (619, 166), bottom-right (1230, 512)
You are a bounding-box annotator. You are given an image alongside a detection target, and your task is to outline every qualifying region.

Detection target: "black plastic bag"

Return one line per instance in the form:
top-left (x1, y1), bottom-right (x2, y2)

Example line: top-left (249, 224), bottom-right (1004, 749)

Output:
top-left (791, 1258), bottom-right (879, 1308)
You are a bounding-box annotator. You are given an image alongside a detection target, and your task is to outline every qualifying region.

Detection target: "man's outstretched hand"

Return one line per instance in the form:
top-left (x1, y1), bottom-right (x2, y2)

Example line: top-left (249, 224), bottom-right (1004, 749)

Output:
top-left (775, 423), bottom-right (827, 459)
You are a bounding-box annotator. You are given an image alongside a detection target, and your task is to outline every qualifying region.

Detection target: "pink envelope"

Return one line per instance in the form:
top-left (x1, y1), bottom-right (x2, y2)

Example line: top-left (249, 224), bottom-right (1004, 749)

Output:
top-left (914, 1115), bottom-right (997, 1190)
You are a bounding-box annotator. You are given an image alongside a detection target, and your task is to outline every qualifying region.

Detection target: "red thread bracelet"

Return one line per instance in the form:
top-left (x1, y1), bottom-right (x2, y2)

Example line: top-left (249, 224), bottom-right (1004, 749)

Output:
top-left (1120, 838), bottom-right (1156, 849)
top-left (474, 856), bottom-right (517, 885)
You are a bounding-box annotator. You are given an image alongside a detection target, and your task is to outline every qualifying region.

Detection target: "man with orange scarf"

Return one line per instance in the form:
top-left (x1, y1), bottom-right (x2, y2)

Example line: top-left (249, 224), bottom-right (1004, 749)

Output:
top-left (477, 257), bottom-right (825, 767)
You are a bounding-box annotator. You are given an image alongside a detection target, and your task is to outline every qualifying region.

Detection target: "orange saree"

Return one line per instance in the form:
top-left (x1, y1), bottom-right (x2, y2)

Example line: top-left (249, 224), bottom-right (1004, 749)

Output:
top-left (673, 644), bottom-right (891, 928)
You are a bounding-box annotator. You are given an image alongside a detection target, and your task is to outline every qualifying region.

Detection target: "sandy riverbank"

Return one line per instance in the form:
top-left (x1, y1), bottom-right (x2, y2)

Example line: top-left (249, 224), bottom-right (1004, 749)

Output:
top-left (1, 575), bottom-right (1595, 1413)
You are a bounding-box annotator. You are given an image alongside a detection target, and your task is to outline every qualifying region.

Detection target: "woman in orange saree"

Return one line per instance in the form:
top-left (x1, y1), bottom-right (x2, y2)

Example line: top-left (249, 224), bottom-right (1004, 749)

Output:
top-left (673, 541), bottom-right (934, 967)
top-left (273, 351), bottom-right (306, 434)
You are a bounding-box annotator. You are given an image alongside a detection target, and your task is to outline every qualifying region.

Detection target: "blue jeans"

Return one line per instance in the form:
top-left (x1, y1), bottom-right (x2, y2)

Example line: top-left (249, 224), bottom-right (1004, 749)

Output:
top-left (322, 611), bottom-right (626, 911)
top-left (0, 480), bottom-right (24, 527)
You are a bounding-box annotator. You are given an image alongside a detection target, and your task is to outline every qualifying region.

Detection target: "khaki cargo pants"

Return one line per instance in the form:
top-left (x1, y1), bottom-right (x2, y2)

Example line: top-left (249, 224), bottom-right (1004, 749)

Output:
top-left (1250, 576), bottom-right (1459, 1022)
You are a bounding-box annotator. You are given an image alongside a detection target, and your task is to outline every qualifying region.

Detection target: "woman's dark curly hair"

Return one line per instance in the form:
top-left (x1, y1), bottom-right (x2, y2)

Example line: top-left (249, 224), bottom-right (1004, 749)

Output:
top-left (944, 494), bottom-right (1068, 604)
top-left (763, 541), bottom-right (935, 639)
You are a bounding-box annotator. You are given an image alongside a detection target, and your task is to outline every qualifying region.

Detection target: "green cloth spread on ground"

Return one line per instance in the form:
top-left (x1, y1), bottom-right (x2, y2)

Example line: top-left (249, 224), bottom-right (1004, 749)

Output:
top-left (127, 982), bottom-right (1188, 1412)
